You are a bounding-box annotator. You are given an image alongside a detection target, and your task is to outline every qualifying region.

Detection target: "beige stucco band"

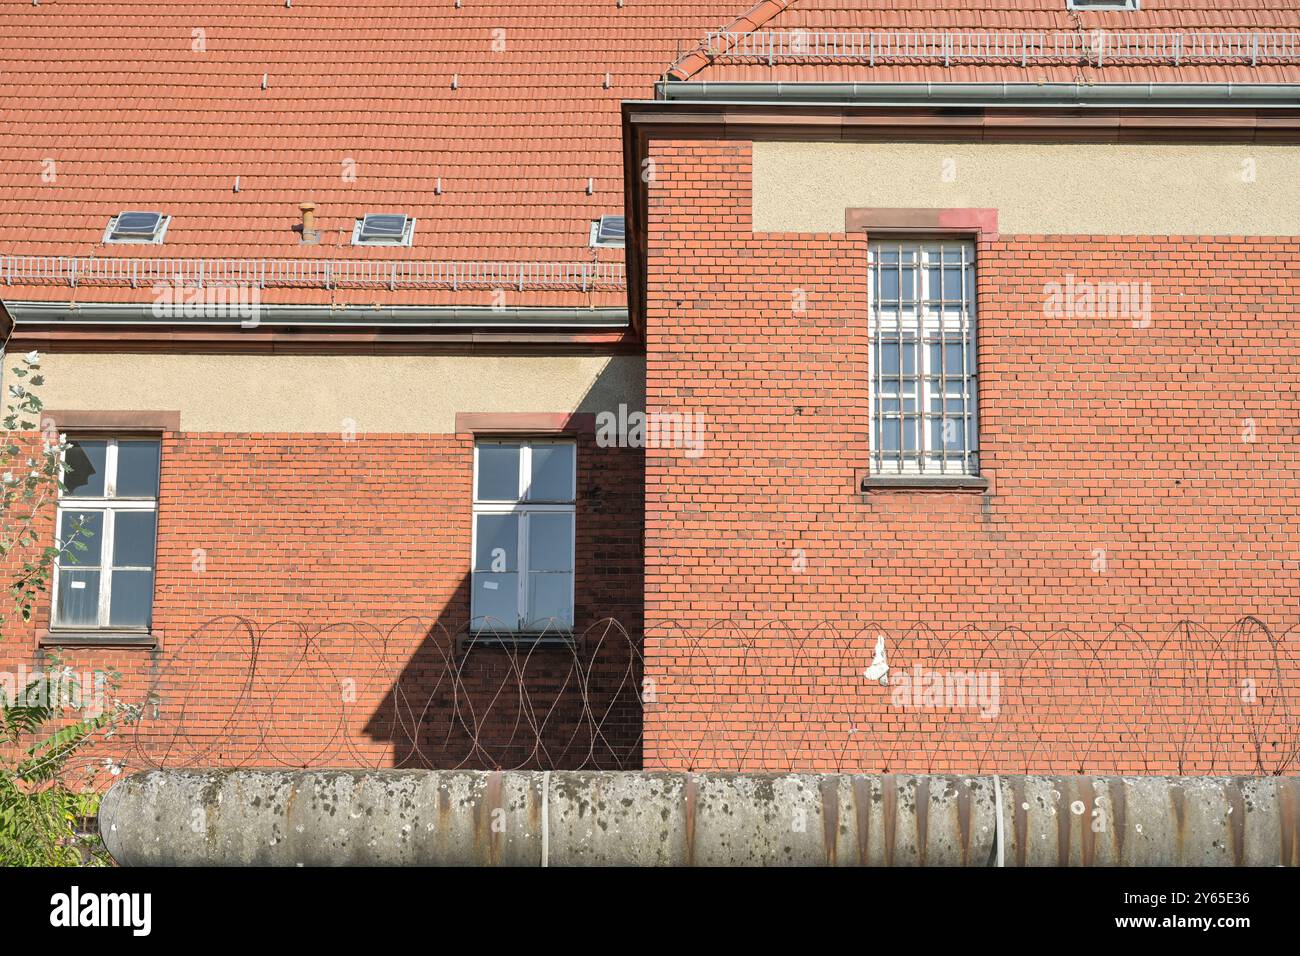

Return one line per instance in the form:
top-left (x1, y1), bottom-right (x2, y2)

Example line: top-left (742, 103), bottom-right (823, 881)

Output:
top-left (11, 354), bottom-right (645, 434)
top-left (752, 141), bottom-right (1300, 236)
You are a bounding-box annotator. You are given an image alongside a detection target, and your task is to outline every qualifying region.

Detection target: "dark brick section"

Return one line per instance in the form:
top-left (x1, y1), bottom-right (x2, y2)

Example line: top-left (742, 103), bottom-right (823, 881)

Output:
top-left (1, 432), bottom-right (645, 776)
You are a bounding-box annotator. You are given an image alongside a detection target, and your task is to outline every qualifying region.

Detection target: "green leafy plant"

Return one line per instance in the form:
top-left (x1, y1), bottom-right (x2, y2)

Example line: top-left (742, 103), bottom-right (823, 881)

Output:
top-left (0, 348), bottom-right (139, 865)
top-left (0, 664), bottom-right (123, 866)
top-left (1, 348), bottom-right (71, 626)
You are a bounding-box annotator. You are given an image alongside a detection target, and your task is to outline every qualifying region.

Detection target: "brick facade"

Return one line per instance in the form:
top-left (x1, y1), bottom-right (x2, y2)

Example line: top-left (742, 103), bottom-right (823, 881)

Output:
top-left (5, 138), bottom-right (1299, 782)
top-left (1, 431), bottom-right (645, 777)
top-left (640, 139), bottom-right (1300, 774)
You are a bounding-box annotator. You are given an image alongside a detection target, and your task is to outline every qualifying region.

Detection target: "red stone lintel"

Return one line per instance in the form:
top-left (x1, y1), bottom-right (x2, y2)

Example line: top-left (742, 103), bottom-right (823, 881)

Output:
top-left (845, 207), bottom-right (998, 238)
top-left (454, 411), bottom-right (597, 435)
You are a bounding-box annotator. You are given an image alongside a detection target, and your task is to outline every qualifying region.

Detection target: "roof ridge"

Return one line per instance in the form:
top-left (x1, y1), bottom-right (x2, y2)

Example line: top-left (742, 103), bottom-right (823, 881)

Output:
top-left (666, 0), bottom-right (797, 82)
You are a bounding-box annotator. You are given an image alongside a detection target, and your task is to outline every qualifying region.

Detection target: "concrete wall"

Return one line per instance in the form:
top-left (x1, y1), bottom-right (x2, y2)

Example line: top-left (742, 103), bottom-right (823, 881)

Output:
top-left (752, 141), bottom-right (1299, 235)
top-left (7, 353), bottom-right (645, 433)
top-left (99, 769), bottom-right (1300, 867)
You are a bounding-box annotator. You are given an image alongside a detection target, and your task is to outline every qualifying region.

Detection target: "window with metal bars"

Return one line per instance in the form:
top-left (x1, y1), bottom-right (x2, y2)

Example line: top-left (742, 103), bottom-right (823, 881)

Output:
top-left (868, 239), bottom-right (979, 477)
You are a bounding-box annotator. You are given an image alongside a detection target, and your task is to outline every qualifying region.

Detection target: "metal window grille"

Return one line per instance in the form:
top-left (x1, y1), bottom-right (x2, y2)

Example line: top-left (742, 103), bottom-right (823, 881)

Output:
top-left (869, 240), bottom-right (978, 476)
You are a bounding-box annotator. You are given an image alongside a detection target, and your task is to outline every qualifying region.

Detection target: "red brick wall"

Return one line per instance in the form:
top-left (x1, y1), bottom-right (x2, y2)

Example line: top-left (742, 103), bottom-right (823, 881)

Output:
top-left (641, 138), bottom-right (1300, 774)
top-left (0, 431), bottom-right (645, 780)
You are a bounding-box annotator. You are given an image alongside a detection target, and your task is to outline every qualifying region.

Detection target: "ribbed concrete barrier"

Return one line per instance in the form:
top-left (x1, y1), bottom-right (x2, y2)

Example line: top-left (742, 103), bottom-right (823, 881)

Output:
top-left (98, 770), bottom-right (1300, 867)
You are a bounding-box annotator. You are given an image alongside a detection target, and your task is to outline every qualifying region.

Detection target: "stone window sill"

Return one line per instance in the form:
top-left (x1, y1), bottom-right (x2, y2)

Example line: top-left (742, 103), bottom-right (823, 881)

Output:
top-left (859, 474), bottom-right (989, 492)
top-left (39, 630), bottom-right (158, 649)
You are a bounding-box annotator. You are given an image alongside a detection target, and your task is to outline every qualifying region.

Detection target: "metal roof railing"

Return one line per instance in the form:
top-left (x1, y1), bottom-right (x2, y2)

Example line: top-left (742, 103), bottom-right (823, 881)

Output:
top-left (704, 30), bottom-right (1300, 68)
top-left (0, 256), bottom-right (627, 293)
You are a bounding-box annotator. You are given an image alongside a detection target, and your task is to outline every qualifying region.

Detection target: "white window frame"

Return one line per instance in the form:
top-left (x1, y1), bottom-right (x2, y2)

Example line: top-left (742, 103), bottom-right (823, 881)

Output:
top-left (867, 238), bottom-right (979, 477)
top-left (588, 215), bottom-right (626, 249)
top-left (1066, 0), bottom-right (1138, 9)
top-left (102, 212), bottom-right (171, 245)
top-left (351, 214), bottom-right (416, 247)
top-left (51, 437), bottom-right (159, 633)
top-left (470, 439), bottom-right (576, 635)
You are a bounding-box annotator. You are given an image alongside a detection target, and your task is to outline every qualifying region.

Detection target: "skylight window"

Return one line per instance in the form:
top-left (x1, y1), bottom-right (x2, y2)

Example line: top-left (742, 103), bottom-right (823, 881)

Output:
top-left (352, 213), bottom-right (415, 246)
top-left (1066, 0), bottom-right (1139, 9)
top-left (103, 211), bottom-right (170, 244)
top-left (589, 215), bottom-right (625, 249)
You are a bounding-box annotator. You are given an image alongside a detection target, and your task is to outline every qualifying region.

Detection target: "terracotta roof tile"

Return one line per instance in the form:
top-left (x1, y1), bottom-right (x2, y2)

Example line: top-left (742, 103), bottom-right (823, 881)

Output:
top-left (0, 0), bottom-right (742, 305)
top-left (1, 0), bottom-right (1295, 307)
top-left (677, 0), bottom-right (1300, 82)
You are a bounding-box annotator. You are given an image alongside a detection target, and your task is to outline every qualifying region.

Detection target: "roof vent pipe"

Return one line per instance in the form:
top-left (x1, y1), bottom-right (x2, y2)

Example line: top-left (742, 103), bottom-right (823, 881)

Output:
top-left (297, 202), bottom-right (320, 244)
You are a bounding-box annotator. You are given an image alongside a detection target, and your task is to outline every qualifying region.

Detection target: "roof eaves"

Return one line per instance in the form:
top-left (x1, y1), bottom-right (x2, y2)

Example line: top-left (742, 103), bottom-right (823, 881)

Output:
top-left (666, 0), bottom-right (797, 82)
top-left (653, 81), bottom-right (1300, 108)
top-left (1, 301), bottom-right (629, 330)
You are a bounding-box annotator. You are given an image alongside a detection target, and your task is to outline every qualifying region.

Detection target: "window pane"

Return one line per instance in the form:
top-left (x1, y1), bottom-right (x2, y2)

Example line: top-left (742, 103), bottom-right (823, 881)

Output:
top-left (930, 265), bottom-right (965, 302)
top-left (929, 342), bottom-right (968, 376)
top-left (528, 444), bottom-right (574, 502)
top-left (63, 440), bottom-right (107, 497)
top-left (116, 441), bottom-right (160, 497)
top-left (876, 398), bottom-right (918, 453)
top-left (54, 569), bottom-right (100, 627)
top-left (528, 512), bottom-right (573, 572)
top-left (876, 264), bottom-right (916, 304)
top-left (473, 513), bottom-right (518, 572)
top-left (877, 340), bottom-right (898, 376)
top-left (472, 573), bottom-right (519, 630)
top-left (109, 569), bottom-right (153, 628)
top-left (525, 573), bottom-right (573, 630)
top-left (930, 417), bottom-right (968, 453)
top-left (877, 340), bottom-right (917, 378)
top-left (58, 510), bottom-right (103, 566)
top-left (476, 444), bottom-right (520, 501)
top-left (112, 511), bottom-right (157, 568)
top-left (878, 418), bottom-right (918, 454)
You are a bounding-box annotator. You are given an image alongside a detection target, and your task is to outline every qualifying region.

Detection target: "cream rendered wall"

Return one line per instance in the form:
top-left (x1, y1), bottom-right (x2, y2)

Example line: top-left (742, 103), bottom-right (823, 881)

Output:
top-left (752, 141), bottom-right (1299, 235)
top-left (12, 353), bottom-right (644, 433)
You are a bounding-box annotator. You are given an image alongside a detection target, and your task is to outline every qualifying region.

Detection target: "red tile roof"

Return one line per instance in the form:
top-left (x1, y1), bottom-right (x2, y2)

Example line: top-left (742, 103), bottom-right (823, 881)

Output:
top-left (671, 0), bottom-right (1300, 83)
top-left (0, 0), bottom-right (740, 306)
top-left (1, 0), bottom-right (1295, 308)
